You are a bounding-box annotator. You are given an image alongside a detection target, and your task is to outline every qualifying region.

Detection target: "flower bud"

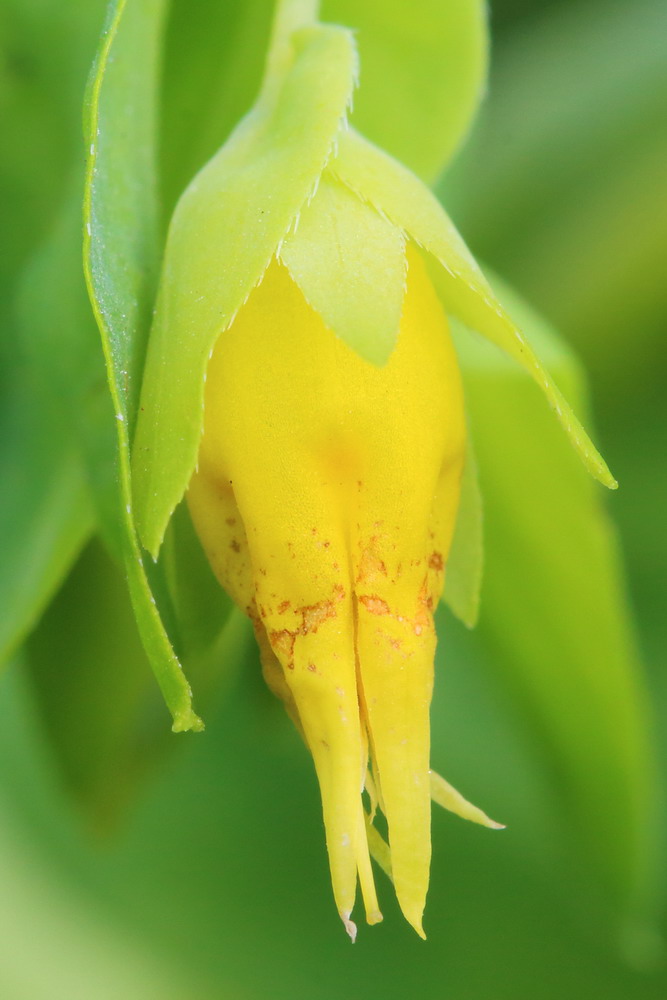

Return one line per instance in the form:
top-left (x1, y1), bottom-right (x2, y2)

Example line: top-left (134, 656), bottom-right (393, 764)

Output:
top-left (132, 4), bottom-right (613, 938)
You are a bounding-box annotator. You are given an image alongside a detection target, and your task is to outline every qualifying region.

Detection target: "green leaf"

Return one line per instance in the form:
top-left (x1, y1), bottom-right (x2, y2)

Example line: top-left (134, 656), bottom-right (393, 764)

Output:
top-left (25, 539), bottom-right (171, 829)
top-left (157, 502), bottom-right (235, 669)
top-left (330, 128), bottom-right (616, 491)
top-left (159, 0), bottom-right (275, 219)
top-left (443, 436), bottom-right (483, 628)
top-left (0, 379), bottom-right (93, 666)
top-left (454, 280), bottom-right (658, 912)
top-left (441, 0), bottom-right (667, 397)
top-left (279, 173), bottom-right (406, 364)
top-left (0, 0), bottom-right (107, 316)
top-left (323, 0), bottom-right (488, 182)
top-left (132, 23), bottom-right (358, 556)
top-left (17, 176), bottom-right (122, 557)
top-left (25, 528), bottom-right (250, 829)
top-left (84, 0), bottom-right (202, 732)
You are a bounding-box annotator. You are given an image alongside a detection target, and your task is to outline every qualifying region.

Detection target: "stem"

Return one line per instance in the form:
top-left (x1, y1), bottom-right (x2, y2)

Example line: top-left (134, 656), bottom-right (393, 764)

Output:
top-left (262, 0), bottom-right (320, 92)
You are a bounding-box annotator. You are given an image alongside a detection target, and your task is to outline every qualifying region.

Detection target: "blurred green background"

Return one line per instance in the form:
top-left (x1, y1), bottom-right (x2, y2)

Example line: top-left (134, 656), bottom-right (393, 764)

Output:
top-left (0, 0), bottom-right (665, 996)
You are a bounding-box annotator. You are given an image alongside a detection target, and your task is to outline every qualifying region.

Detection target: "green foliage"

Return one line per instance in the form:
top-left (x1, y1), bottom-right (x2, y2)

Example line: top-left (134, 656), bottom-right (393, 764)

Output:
top-left (26, 539), bottom-right (171, 829)
top-left (84, 0), bottom-right (203, 732)
top-left (0, 0), bottom-right (664, 995)
top-left (455, 279), bottom-right (658, 916)
top-left (324, 0), bottom-right (488, 181)
top-left (0, 381), bottom-right (93, 665)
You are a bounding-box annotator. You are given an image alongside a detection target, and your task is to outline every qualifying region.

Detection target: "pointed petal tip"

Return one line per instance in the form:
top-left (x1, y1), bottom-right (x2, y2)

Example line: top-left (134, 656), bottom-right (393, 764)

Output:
top-left (398, 899), bottom-right (427, 940)
top-left (340, 910), bottom-right (357, 942)
top-left (413, 921), bottom-right (427, 941)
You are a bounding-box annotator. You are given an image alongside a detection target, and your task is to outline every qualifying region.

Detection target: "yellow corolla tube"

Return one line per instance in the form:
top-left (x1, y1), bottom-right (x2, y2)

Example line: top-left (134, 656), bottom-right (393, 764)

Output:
top-left (188, 245), bottom-right (466, 938)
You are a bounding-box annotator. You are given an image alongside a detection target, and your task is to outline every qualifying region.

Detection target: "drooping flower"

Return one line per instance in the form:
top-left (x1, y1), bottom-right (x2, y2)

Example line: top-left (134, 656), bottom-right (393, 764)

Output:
top-left (187, 242), bottom-right (495, 938)
top-left (131, 2), bottom-right (614, 938)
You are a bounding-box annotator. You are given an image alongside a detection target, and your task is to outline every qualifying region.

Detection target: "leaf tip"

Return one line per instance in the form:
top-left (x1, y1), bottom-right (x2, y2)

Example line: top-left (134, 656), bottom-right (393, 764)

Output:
top-left (172, 711), bottom-right (205, 734)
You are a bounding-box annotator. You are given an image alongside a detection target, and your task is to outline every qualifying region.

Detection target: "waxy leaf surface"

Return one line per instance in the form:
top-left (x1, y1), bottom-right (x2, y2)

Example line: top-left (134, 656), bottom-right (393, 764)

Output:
top-left (84, 0), bottom-right (202, 731)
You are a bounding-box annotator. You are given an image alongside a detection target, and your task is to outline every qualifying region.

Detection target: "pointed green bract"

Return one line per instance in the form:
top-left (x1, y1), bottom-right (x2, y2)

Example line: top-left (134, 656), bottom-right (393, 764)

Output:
top-left (443, 436), bottom-right (483, 628)
top-left (330, 129), bottom-right (616, 490)
top-left (430, 771), bottom-right (503, 830)
top-left (325, 0), bottom-right (488, 182)
top-left (84, 0), bottom-right (203, 732)
top-left (279, 173), bottom-right (406, 364)
top-left (132, 24), bottom-right (358, 557)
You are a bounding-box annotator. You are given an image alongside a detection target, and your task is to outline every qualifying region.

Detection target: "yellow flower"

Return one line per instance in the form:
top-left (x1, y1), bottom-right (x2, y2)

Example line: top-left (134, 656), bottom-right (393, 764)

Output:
top-left (131, 3), bottom-right (613, 940)
top-left (187, 245), bottom-right (500, 938)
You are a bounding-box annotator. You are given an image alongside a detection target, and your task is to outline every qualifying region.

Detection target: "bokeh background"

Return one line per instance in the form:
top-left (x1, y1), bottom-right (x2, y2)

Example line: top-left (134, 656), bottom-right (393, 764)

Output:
top-left (0, 0), bottom-right (665, 997)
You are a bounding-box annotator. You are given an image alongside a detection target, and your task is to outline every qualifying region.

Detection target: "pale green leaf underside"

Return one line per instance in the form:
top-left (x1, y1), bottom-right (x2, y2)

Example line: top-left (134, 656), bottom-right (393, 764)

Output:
top-left (279, 173), bottom-right (406, 364)
top-left (84, 0), bottom-right (202, 732)
top-left (330, 129), bottom-right (616, 490)
top-left (443, 436), bottom-right (483, 628)
top-left (132, 24), bottom-right (358, 557)
top-left (324, 0), bottom-right (488, 182)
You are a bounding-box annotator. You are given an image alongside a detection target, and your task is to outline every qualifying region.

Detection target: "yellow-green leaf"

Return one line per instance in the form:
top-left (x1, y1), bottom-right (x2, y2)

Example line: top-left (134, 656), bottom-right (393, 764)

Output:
top-left (84, 0), bottom-right (202, 732)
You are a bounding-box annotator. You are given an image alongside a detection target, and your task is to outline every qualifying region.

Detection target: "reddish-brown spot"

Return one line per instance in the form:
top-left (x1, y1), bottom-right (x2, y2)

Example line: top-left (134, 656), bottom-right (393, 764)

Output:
top-left (307, 663), bottom-right (317, 673)
top-left (356, 543), bottom-right (388, 585)
top-left (269, 629), bottom-right (297, 668)
top-left (429, 551), bottom-right (444, 572)
top-left (225, 517), bottom-right (236, 526)
top-left (359, 595), bottom-right (391, 616)
top-left (230, 539), bottom-right (241, 553)
top-left (267, 586), bottom-right (346, 668)
top-left (413, 578), bottom-right (434, 636)
top-left (278, 600), bottom-right (291, 614)
top-left (323, 540), bottom-right (330, 549)
top-left (301, 599), bottom-right (336, 633)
